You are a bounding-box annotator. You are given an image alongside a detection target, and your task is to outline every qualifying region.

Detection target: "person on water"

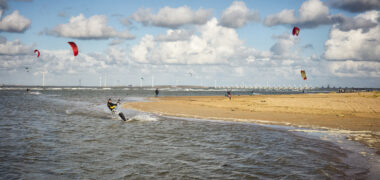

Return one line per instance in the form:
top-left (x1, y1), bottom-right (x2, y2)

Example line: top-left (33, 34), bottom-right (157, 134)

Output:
top-left (107, 98), bottom-right (118, 111)
top-left (107, 98), bottom-right (127, 121)
top-left (155, 88), bottom-right (159, 97)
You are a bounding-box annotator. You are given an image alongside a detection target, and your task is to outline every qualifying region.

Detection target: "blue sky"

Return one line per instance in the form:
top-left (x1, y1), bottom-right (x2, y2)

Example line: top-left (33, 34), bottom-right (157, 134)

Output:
top-left (0, 0), bottom-right (379, 87)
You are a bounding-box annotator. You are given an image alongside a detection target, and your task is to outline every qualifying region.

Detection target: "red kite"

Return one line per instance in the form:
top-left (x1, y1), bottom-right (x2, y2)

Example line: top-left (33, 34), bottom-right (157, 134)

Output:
top-left (292, 26), bottom-right (300, 36)
top-left (34, 49), bottom-right (40, 57)
top-left (68, 42), bottom-right (78, 56)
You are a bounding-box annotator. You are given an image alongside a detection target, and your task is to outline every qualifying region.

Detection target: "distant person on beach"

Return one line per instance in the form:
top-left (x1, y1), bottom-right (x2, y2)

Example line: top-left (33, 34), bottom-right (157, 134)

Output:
top-left (227, 90), bottom-right (231, 100)
top-left (155, 88), bottom-right (159, 97)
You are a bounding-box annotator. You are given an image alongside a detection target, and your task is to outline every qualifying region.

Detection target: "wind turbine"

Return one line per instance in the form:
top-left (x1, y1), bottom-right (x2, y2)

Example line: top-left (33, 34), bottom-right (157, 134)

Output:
top-left (140, 77), bottom-right (144, 88)
top-left (41, 71), bottom-right (47, 87)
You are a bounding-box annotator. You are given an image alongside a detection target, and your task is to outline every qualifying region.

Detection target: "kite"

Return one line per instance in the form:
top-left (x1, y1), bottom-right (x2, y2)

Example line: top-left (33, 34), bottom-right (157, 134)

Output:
top-left (68, 42), bottom-right (78, 56)
top-left (34, 49), bottom-right (40, 58)
top-left (25, 67), bottom-right (29, 72)
top-left (300, 70), bottom-right (307, 80)
top-left (292, 26), bottom-right (300, 36)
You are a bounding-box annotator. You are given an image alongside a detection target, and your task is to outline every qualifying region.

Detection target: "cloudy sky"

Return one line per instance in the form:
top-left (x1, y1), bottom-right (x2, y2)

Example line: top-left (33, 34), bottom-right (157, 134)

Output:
top-left (0, 0), bottom-right (379, 87)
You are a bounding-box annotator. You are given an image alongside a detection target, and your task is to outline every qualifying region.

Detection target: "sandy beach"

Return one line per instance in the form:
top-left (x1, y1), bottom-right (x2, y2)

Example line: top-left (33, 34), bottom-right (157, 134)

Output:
top-left (123, 92), bottom-right (380, 154)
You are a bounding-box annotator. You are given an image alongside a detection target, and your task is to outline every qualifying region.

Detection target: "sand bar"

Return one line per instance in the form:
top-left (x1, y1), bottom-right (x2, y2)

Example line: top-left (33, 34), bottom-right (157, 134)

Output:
top-left (123, 92), bottom-right (380, 153)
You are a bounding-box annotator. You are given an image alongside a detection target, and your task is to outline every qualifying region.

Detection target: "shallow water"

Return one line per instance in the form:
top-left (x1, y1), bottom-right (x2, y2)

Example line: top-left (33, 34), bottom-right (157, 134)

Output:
top-left (0, 89), bottom-right (375, 179)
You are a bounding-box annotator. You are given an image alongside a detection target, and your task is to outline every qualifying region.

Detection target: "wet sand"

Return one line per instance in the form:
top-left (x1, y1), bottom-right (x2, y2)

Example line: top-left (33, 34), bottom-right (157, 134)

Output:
top-left (123, 92), bottom-right (380, 154)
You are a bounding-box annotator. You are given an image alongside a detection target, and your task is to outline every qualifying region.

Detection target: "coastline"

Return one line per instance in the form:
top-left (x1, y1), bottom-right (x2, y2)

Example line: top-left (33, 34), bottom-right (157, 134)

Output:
top-left (122, 92), bottom-right (380, 154)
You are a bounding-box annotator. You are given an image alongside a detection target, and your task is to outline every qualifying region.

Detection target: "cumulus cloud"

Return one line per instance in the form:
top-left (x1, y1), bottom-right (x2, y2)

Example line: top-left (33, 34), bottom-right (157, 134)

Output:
top-left (329, 0), bottom-right (380, 13)
top-left (103, 46), bottom-right (128, 65)
top-left (47, 14), bottom-right (135, 40)
top-left (270, 33), bottom-right (299, 57)
top-left (154, 29), bottom-right (193, 42)
top-left (129, 17), bottom-right (306, 68)
top-left (324, 11), bottom-right (380, 61)
top-left (131, 6), bottom-right (212, 28)
top-left (0, 10), bottom-right (31, 32)
top-left (0, 38), bottom-right (34, 55)
top-left (130, 18), bottom-right (246, 64)
top-left (264, 0), bottom-right (336, 28)
top-left (219, 1), bottom-right (260, 28)
top-left (330, 60), bottom-right (380, 77)
top-left (335, 14), bottom-right (378, 33)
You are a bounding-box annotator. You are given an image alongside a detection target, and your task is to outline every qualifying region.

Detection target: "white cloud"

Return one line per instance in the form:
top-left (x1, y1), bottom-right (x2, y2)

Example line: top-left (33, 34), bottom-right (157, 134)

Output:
top-left (0, 38), bottom-right (33, 55)
top-left (131, 6), bottom-right (212, 28)
top-left (48, 14), bottom-right (135, 40)
top-left (324, 11), bottom-right (380, 61)
top-left (219, 1), bottom-right (260, 28)
top-left (330, 60), bottom-right (380, 77)
top-left (270, 33), bottom-right (299, 57)
top-left (129, 17), bottom-right (306, 68)
top-left (264, 0), bottom-right (334, 28)
top-left (0, 10), bottom-right (31, 32)
top-left (264, 9), bottom-right (297, 26)
top-left (130, 18), bottom-right (245, 65)
top-left (103, 46), bottom-right (128, 65)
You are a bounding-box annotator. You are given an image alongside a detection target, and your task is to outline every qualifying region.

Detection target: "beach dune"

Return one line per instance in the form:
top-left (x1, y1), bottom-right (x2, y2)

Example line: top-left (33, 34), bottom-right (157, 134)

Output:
top-left (123, 92), bottom-right (380, 153)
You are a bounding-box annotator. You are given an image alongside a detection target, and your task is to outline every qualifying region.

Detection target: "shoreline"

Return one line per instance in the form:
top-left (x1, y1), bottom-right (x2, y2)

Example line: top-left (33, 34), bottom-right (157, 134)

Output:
top-left (122, 92), bottom-right (380, 154)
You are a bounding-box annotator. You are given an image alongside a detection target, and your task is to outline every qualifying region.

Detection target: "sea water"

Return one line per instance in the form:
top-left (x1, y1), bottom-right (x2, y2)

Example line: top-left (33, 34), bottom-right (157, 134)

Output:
top-left (0, 89), bottom-right (378, 179)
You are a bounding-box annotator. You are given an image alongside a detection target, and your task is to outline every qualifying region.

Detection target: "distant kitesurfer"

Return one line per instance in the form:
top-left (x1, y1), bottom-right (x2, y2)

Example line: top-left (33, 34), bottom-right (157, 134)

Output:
top-left (155, 88), bottom-right (159, 97)
top-left (107, 98), bottom-right (127, 121)
top-left (26, 88), bottom-right (30, 92)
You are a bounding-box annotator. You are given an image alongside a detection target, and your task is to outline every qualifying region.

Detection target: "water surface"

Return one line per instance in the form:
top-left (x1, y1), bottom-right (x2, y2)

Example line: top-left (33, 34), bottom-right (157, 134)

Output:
top-left (0, 89), bottom-right (374, 179)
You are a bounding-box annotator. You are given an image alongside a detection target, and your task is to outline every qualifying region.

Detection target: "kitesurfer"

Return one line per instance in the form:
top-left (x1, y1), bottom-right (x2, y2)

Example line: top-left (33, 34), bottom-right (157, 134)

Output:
top-left (107, 98), bottom-right (127, 121)
top-left (107, 98), bottom-right (117, 111)
top-left (155, 88), bottom-right (159, 97)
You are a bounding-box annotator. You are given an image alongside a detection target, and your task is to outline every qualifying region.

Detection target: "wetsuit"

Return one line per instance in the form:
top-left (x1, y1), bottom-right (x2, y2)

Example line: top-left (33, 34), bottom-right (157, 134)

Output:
top-left (107, 101), bottom-right (127, 121)
top-left (107, 102), bottom-right (118, 111)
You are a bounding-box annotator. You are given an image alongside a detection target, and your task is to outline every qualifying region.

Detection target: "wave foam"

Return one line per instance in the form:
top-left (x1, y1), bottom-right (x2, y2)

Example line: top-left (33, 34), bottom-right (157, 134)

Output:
top-left (130, 114), bottom-right (158, 122)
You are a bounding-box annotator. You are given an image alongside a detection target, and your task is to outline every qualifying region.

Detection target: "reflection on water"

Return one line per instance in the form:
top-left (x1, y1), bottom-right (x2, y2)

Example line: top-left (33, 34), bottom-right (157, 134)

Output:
top-left (0, 90), bottom-right (371, 179)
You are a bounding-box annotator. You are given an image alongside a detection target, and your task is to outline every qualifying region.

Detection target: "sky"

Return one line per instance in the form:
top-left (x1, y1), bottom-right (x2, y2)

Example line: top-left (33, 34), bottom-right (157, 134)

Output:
top-left (0, 0), bottom-right (379, 88)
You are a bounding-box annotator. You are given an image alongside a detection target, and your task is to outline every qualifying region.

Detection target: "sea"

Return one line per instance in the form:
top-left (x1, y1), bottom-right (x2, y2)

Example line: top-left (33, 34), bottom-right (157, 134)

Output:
top-left (0, 87), bottom-right (379, 179)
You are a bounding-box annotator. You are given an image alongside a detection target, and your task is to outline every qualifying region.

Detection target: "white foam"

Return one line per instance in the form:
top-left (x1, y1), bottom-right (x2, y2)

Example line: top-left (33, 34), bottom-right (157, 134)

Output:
top-left (29, 91), bottom-right (41, 95)
top-left (130, 114), bottom-right (158, 122)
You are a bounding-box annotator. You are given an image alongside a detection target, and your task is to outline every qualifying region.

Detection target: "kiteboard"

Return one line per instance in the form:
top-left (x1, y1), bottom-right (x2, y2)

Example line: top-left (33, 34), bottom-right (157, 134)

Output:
top-left (112, 109), bottom-right (128, 121)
